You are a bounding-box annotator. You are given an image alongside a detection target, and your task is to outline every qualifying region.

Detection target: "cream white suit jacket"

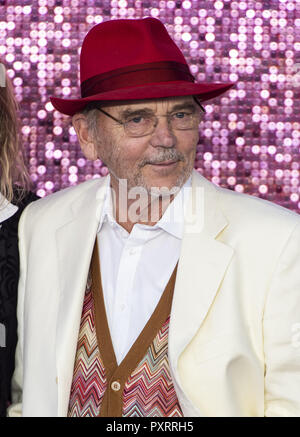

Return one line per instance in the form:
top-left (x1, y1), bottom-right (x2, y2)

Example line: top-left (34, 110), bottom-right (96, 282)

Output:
top-left (9, 170), bottom-right (300, 417)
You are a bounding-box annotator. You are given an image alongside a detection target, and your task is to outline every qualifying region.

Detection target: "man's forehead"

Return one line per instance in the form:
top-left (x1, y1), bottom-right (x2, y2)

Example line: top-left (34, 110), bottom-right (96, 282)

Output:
top-left (106, 96), bottom-right (196, 113)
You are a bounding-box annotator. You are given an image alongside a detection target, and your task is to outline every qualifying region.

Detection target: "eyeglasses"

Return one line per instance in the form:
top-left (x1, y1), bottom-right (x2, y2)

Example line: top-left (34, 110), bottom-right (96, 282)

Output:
top-left (95, 100), bottom-right (205, 138)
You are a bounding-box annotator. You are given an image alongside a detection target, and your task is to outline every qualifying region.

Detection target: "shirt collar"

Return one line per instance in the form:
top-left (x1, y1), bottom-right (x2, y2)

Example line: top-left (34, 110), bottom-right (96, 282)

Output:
top-left (155, 176), bottom-right (191, 239)
top-left (97, 174), bottom-right (192, 240)
top-left (0, 193), bottom-right (18, 224)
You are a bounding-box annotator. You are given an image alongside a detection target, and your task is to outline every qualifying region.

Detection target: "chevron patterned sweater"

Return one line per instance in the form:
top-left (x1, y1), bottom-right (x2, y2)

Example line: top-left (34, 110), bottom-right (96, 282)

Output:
top-left (68, 242), bottom-right (183, 417)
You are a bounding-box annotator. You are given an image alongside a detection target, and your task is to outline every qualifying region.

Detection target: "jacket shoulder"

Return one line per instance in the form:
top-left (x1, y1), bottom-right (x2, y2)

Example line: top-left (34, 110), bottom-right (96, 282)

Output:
top-left (192, 170), bottom-right (300, 236)
top-left (20, 177), bottom-right (106, 226)
top-left (215, 183), bottom-right (300, 230)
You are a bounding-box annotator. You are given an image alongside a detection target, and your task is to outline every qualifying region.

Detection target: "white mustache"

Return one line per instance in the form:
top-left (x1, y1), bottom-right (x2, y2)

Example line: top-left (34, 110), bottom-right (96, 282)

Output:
top-left (141, 151), bottom-right (184, 166)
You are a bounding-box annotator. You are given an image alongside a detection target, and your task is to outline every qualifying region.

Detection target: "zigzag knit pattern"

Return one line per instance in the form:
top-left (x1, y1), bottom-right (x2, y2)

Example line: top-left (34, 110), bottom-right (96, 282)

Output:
top-left (68, 276), bottom-right (183, 417)
top-left (122, 316), bottom-right (183, 417)
top-left (67, 274), bottom-right (107, 417)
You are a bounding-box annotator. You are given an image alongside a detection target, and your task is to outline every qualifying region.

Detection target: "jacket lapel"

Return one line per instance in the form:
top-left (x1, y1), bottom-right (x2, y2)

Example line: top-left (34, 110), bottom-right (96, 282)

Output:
top-left (168, 171), bottom-right (234, 414)
top-left (55, 177), bottom-right (108, 416)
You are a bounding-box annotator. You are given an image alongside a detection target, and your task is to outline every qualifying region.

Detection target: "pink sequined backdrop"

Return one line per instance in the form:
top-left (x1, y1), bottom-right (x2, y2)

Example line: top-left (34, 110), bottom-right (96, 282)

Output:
top-left (0, 0), bottom-right (299, 211)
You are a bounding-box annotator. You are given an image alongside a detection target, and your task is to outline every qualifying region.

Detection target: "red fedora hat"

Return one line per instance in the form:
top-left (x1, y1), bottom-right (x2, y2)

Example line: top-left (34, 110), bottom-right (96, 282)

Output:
top-left (50, 17), bottom-right (234, 116)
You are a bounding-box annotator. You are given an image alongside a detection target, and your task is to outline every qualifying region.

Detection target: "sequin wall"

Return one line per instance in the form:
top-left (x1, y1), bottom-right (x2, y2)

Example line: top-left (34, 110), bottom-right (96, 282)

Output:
top-left (0, 0), bottom-right (299, 211)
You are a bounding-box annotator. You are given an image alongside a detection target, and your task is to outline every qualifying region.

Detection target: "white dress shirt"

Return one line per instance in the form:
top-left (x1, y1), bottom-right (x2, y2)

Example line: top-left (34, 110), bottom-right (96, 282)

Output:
top-left (97, 176), bottom-right (192, 365)
top-left (0, 193), bottom-right (18, 227)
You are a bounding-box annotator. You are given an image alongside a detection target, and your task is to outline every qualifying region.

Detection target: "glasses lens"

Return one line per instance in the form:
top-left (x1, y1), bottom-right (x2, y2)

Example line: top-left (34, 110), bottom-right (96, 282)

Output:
top-left (171, 112), bottom-right (200, 130)
top-left (125, 116), bottom-right (154, 137)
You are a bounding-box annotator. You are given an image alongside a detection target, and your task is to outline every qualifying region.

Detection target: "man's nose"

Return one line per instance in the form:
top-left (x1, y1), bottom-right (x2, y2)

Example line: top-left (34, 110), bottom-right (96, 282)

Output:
top-left (149, 116), bottom-right (176, 148)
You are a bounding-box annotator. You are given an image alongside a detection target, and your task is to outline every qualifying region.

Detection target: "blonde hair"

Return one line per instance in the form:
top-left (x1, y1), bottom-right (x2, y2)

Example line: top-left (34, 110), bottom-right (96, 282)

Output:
top-left (0, 63), bottom-right (31, 204)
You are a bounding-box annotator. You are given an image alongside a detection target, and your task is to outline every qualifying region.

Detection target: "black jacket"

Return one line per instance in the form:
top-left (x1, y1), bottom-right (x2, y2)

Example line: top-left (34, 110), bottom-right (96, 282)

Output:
top-left (0, 191), bottom-right (38, 416)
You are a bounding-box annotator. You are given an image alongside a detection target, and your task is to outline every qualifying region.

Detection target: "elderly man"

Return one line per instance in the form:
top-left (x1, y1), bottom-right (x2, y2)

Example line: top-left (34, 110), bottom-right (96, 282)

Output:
top-left (10, 18), bottom-right (300, 417)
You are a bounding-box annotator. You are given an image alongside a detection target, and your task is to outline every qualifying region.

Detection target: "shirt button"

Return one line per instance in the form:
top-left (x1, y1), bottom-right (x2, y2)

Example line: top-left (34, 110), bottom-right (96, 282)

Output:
top-left (111, 381), bottom-right (121, 392)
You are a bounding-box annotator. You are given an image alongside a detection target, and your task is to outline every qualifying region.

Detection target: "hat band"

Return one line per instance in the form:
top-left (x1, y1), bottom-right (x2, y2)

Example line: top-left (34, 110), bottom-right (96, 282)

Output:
top-left (81, 61), bottom-right (195, 98)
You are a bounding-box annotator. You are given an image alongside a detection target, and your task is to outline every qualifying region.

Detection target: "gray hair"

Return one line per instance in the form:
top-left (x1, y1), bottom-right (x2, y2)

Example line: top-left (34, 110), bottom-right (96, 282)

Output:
top-left (80, 102), bottom-right (103, 142)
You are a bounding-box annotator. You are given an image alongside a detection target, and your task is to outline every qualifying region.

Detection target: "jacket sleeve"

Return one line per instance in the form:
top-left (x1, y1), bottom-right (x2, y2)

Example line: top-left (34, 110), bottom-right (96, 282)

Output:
top-left (263, 222), bottom-right (300, 416)
top-left (7, 204), bottom-right (31, 417)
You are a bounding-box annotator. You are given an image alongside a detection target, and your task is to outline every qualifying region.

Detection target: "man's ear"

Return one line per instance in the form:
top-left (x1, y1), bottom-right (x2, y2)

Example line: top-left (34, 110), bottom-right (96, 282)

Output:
top-left (72, 113), bottom-right (98, 161)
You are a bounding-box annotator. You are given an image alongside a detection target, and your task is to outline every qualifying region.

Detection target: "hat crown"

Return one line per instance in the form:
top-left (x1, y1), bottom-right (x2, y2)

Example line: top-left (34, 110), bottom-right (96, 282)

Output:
top-left (80, 18), bottom-right (188, 84)
top-left (50, 17), bottom-right (234, 116)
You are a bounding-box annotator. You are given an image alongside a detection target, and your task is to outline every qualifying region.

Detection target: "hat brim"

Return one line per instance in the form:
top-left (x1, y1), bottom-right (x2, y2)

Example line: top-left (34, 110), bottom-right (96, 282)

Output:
top-left (50, 81), bottom-right (235, 116)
